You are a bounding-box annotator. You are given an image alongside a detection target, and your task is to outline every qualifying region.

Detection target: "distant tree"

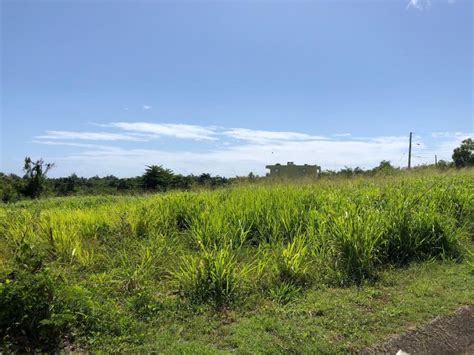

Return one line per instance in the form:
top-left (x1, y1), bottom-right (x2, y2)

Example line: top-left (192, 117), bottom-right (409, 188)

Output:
top-left (371, 160), bottom-right (396, 175)
top-left (436, 160), bottom-right (451, 169)
top-left (171, 174), bottom-right (192, 190)
top-left (339, 167), bottom-right (354, 176)
top-left (320, 170), bottom-right (336, 177)
top-left (116, 179), bottom-right (133, 191)
top-left (21, 157), bottom-right (54, 198)
top-left (1, 174), bottom-right (22, 203)
top-left (374, 160), bottom-right (394, 171)
top-left (197, 173), bottom-right (212, 186)
top-left (194, 173), bottom-right (229, 187)
top-left (337, 166), bottom-right (366, 176)
top-left (105, 175), bottom-right (119, 187)
top-left (452, 138), bottom-right (474, 168)
top-left (54, 173), bottom-right (79, 196)
top-left (142, 165), bottom-right (174, 191)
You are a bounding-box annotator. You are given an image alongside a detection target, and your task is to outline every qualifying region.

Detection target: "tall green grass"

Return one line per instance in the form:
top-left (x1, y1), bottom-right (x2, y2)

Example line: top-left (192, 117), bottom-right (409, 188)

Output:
top-left (0, 170), bottom-right (473, 350)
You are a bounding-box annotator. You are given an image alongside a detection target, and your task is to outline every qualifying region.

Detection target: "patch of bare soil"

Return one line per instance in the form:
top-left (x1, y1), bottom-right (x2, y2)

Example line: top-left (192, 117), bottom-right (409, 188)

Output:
top-left (360, 305), bottom-right (474, 355)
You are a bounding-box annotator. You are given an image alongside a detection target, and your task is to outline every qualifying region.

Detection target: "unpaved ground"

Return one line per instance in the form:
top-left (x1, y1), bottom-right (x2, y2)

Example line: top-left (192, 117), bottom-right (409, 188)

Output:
top-left (361, 305), bottom-right (474, 354)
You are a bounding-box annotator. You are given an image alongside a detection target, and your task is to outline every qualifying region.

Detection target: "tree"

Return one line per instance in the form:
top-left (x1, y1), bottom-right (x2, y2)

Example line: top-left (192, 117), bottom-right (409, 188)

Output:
top-left (197, 173), bottom-right (212, 186)
top-left (54, 173), bottom-right (78, 196)
top-left (1, 174), bottom-right (22, 203)
top-left (248, 172), bottom-right (257, 181)
top-left (373, 160), bottom-right (395, 173)
top-left (170, 174), bottom-right (192, 190)
top-left (339, 166), bottom-right (354, 177)
top-left (452, 138), bottom-right (474, 168)
top-left (116, 179), bottom-right (133, 191)
top-left (22, 157), bottom-right (54, 198)
top-left (142, 165), bottom-right (174, 191)
top-left (436, 160), bottom-right (451, 169)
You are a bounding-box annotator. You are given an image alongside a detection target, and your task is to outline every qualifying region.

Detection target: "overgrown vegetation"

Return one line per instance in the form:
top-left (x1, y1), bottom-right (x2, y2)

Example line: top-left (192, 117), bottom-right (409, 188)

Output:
top-left (1, 169), bottom-right (473, 351)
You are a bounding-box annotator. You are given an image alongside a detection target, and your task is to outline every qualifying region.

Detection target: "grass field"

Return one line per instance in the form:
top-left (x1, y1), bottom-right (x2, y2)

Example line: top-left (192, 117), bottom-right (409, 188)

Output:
top-left (1, 170), bottom-right (473, 352)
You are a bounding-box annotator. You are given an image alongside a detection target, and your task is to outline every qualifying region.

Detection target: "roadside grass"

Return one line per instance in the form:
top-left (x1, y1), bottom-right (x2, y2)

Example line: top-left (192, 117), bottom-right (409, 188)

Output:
top-left (91, 254), bottom-right (474, 353)
top-left (228, 258), bottom-right (473, 354)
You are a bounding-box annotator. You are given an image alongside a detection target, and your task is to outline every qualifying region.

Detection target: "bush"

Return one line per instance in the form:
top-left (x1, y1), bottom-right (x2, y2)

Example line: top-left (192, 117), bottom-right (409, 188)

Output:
top-left (0, 268), bottom-right (61, 352)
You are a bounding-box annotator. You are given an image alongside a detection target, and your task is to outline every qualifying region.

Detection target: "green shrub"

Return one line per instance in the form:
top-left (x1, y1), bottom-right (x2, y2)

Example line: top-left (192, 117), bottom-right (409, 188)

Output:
top-left (0, 268), bottom-right (61, 352)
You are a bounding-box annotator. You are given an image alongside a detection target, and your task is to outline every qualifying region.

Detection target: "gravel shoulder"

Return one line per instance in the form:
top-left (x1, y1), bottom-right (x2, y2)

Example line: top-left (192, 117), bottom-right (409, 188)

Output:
top-left (360, 305), bottom-right (474, 354)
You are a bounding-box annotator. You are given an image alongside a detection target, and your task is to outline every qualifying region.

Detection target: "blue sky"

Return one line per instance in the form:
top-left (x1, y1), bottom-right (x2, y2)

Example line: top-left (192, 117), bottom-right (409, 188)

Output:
top-left (1, 0), bottom-right (472, 177)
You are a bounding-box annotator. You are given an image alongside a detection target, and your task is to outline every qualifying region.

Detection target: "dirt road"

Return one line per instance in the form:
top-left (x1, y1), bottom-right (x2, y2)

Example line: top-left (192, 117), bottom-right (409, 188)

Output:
top-left (361, 305), bottom-right (474, 354)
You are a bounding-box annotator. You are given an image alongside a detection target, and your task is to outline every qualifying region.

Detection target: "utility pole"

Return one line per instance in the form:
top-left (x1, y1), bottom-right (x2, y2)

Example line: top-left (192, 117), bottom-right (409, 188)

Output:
top-left (408, 132), bottom-right (412, 169)
top-left (435, 154), bottom-right (438, 166)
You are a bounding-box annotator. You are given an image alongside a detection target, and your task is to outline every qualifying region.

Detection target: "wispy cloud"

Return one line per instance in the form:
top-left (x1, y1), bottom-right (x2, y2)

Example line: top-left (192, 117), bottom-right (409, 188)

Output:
top-left (424, 132), bottom-right (472, 163)
top-left (406, 0), bottom-right (431, 10)
top-left (222, 128), bottom-right (327, 143)
top-left (31, 123), bottom-right (470, 177)
top-left (110, 122), bottom-right (217, 140)
top-left (142, 105), bottom-right (151, 110)
top-left (32, 140), bottom-right (119, 150)
top-left (54, 133), bottom-right (469, 177)
top-left (431, 131), bottom-right (469, 138)
top-left (50, 136), bottom-right (409, 177)
top-left (36, 130), bottom-right (146, 142)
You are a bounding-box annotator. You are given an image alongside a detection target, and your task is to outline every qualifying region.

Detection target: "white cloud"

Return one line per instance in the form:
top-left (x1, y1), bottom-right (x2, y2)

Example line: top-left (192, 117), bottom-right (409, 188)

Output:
top-left (222, 128), bottom-right (327, 143)
top-left (431, 131), bottom-right (467, 138)
top-left (111, 122), bottom-right (217, 140)
top-left (36, 130), bottom-right (146, 142)
top-left (46, 135), bottom-right (410, 177)
top-left (406, 0), bottom-right (431, 10)
top-left (32, 140), bottom-right (120, 151)
top-left (143, 105), bottom-right (151, 110)
top-left (333, 133), bottom-right (351, 137)
top-left (50, 132), bottom-right (468, 177)
top-left (425, 133), bottom-right (471, 162)
top-left (30, 123), bottom-right (471, 177)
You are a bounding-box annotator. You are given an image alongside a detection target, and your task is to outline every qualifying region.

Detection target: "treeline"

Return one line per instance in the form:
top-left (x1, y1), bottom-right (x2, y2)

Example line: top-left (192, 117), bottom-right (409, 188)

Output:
top-left (320, 138), bottom-right (473, 178)
top-left (0, 159), bottom-right (460, 203)
top-left (1, 138), bottom-right (472, 203)
top-left (320, 159), bottom-right (448, 178)
top-left (0, 163), bottom-right (229, 203)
